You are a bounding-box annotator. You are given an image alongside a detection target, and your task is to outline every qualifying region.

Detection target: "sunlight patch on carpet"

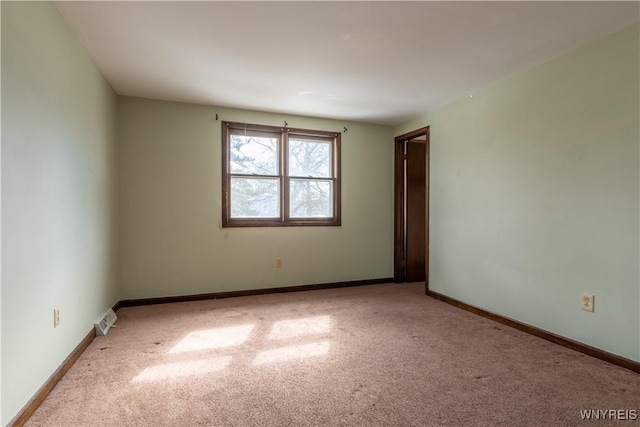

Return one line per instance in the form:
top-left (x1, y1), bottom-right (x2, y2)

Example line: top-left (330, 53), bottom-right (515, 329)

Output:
top-left (268, 315), bottom-right (331, 340)
top-left (169, 324), bottom-right (255, 353)
top-left (131, 356), bottom-right (232, 382)
top-left (253, 341), bottom-right (330, 365)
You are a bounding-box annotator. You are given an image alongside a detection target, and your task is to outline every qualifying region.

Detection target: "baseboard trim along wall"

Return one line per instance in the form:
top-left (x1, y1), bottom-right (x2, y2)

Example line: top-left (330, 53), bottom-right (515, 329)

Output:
top-left (117, 277), bottom-right (395, 308)
top-left (8, 328), bottom-right (96, 427)
top-left (426, 289), bottom-right (640, 374)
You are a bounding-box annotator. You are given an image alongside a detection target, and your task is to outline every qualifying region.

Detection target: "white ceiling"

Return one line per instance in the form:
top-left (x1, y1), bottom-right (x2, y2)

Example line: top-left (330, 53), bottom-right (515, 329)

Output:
top-left (55, 1), bottom-right (639, 126)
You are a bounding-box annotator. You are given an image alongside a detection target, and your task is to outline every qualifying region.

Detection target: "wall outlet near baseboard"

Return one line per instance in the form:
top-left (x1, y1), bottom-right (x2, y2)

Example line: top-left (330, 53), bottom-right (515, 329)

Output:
top-left (275, 258), bottom-right (282, 268)
top-left (581, 293), bottom-right (594, 312)
top-left (53, 309), bottom-right (60, 327)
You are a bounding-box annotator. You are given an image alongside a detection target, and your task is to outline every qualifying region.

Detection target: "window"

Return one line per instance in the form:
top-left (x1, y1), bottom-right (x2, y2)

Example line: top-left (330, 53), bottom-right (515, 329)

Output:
top-left (222, 121), bottom-right (341, 227)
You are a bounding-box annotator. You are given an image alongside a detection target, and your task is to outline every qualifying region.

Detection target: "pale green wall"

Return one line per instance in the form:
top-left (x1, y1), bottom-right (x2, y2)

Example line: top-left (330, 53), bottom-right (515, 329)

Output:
top-left (118, 97), bottom-right (394, 299)
top-left (1, 2), bottom-right (119, 424)
top-left (396, 25), bottom-right (640, 361)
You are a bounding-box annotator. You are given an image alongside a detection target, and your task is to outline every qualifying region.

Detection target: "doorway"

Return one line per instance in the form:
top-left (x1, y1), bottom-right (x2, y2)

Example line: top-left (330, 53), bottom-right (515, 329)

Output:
top-left (394, 127), bottom-right (429, 287)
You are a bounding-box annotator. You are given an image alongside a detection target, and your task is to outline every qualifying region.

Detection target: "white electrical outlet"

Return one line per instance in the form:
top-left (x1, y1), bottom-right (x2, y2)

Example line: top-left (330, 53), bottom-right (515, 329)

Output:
top-left (581, 293), bottom-right (594, 312)
top-left (54, 308), bottom-right (60, 327)
top-left (275, 258), bottom-right (282, 268)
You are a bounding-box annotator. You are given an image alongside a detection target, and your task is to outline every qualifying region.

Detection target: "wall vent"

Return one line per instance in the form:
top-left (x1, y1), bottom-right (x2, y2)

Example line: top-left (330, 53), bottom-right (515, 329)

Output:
top-left (95, 308), bottom-right (117, 336)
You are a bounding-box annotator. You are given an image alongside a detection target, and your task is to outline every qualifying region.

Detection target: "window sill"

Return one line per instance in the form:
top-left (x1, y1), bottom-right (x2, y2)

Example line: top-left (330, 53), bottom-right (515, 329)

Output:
top-left (222, 219), bottom-right (341, 228)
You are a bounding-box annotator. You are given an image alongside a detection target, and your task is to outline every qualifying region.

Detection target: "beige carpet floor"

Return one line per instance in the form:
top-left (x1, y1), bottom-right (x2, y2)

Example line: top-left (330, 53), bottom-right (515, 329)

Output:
top-left (26, 283), bottom-right (639, 426)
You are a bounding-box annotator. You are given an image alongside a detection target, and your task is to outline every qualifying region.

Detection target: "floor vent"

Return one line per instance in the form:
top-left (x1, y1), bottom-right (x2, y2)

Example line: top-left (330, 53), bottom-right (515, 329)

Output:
top-left (95, 308), bottom-right (117, 336)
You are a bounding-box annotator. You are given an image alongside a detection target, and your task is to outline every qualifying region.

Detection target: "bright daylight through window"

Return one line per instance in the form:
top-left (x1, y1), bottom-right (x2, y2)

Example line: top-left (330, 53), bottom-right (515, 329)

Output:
top-left (222, 121), bottom-right (341, 227)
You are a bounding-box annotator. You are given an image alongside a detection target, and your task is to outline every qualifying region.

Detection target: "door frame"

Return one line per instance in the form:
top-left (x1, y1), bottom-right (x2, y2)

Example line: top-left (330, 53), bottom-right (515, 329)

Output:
top-left (393, 126), bottom-right (430, 290)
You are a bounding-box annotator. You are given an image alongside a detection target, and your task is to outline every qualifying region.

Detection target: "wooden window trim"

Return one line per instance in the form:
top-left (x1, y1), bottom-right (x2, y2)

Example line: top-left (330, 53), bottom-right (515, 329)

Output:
top-left (222, 121), bottom-right (341, 227)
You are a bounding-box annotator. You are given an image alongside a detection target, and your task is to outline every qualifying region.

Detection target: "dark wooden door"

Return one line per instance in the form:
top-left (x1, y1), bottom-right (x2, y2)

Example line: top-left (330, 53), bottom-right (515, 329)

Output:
top-left (394, 127), bottom-right (429, 286)
top-left (405, 141), bottom-right (426, 282)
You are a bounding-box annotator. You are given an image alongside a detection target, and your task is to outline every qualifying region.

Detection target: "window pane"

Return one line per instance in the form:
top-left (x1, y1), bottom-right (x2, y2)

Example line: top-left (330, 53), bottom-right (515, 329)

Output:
top-left (289, 179), bottom-right (332, 218)
top-left (231, 178), bottom-right (280, 218)
top-left (230, 134), bottom-right (278, 175)
top-left (288, 139), bottom-right (331, 178)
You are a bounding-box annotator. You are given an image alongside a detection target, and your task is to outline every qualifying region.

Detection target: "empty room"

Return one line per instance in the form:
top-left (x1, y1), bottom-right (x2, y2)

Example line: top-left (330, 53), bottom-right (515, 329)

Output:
top-left (2, 1), bottom-right (639, 426)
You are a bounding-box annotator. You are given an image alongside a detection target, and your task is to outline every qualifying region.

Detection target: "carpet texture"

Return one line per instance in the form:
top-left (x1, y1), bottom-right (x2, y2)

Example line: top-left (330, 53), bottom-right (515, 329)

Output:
top-left (26, 283), bottom-right (639, 426)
